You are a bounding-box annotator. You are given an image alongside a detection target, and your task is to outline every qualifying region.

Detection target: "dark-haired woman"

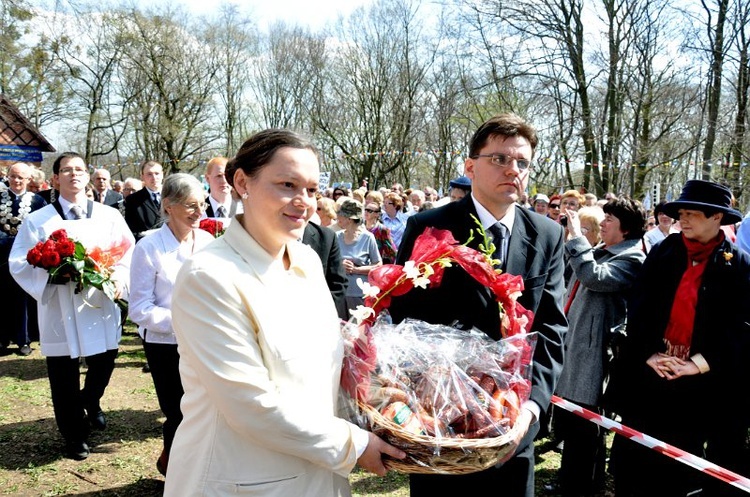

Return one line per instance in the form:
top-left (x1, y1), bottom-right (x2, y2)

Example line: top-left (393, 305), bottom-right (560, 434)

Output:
top-left (553, 196), bottom-right (647, 496)
top-left (164, 129), bottom-right (404, 496)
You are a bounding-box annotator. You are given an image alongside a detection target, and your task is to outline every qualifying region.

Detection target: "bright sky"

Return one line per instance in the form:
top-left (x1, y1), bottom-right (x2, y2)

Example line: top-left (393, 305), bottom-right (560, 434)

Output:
top-left (174, 0), bottom-right (374, 30)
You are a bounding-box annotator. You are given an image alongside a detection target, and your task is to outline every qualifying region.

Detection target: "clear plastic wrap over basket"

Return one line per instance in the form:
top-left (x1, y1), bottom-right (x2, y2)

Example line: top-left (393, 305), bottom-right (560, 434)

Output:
top-left (340, 315), bottom-right (537, 474)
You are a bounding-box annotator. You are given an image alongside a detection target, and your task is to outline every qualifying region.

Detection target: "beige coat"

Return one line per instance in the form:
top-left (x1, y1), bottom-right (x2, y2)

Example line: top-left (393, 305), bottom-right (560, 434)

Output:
top-left (165, 219), bottom-right (365, 497)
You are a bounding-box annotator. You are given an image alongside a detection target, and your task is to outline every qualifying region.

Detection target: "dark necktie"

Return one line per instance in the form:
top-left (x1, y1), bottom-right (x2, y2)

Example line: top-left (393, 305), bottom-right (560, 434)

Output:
top-left (488, 222), bottom-right (508, 267)
top-left (153, 192), bottom-right (161, 207)
top-left (216, 205), bottom-right (227, 218)
top-left (70, 205), bottom-right (84, 220)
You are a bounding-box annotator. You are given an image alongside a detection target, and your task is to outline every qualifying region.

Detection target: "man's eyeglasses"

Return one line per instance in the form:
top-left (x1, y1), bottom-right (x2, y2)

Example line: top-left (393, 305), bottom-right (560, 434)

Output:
top-left (365, 208), bottom-right (381, 214)
top-left (181, 202), bottom-right (207, 213)
top-left (470, 153), bottom-right (531, 171)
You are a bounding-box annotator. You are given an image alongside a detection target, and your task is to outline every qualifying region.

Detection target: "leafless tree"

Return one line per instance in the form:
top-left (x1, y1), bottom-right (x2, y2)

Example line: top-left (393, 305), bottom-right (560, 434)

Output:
top-left (118, 6), bottom-right (221, 173)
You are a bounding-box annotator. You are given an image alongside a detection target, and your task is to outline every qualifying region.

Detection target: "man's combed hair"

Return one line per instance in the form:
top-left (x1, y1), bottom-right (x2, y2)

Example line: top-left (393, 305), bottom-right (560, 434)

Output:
top-left (468, 114), bottom-right (539, 158)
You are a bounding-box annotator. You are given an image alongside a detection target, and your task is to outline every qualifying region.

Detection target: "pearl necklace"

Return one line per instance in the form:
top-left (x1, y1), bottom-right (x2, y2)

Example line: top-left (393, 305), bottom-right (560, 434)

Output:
top-left (0, 190), bottom-right (33, 236)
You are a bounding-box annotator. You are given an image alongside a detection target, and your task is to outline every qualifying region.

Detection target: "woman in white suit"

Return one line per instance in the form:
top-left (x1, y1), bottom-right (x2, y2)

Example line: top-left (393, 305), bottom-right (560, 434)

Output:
top-left (166, 129), bottom-right (404, 497)
top-left (128, 173), bottom-right (215, 476)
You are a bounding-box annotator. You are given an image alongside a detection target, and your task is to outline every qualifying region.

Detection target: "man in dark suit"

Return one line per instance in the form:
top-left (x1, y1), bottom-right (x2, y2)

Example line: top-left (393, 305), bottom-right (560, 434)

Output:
top-left (389, 113), bottom-right (568, 497)
top-left (91, 168), bottom-right (124, 210)
top-left (125, 160), bottom-right (164, 241)
top-left (0, 162), bottom-right (47, 355)
top-left (302, 221), bottom-right (349, 320)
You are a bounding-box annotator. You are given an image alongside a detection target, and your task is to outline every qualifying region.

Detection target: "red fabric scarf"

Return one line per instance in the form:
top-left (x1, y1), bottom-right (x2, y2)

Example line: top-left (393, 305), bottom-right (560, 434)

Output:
top-left (663, 232), bottom-right (724, 359)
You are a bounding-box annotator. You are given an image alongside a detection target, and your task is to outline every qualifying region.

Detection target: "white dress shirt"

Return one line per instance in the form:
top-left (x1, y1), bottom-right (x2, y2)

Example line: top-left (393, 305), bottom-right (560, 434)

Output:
top-left (128, 223), bottom-right (215, 344)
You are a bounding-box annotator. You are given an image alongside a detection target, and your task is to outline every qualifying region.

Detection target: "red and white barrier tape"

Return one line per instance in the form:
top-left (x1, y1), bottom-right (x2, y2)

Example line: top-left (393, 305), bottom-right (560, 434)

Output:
top-left (550, 395), bottom-right (750, 494)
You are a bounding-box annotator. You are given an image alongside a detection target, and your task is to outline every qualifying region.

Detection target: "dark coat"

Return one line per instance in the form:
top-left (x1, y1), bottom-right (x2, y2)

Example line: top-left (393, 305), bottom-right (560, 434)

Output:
top-left (302, 222), bottom-right (349, 320)
top-left (94, 189), bottom-right (124, 209)
top-left (610, 233), bottom-right (750, 495)
top-left (124, 188), bottom-right (162, 241)
top-left (388, 196), bottom-right (568, 495)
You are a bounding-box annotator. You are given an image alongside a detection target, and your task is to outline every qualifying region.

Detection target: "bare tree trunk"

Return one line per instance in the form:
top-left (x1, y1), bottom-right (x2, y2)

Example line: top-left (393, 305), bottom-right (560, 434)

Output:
top-left (701, 0), bottom-right (729, 179)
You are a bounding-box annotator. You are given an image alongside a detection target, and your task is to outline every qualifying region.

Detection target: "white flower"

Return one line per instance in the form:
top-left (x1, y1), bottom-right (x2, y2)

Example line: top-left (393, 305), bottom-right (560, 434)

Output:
top-left (412, 275), bottom-right (431, 289)
top-left (356, 279), bottom-right (380, 298)
top-left (403, 260), bottom-right (420, 279)
top-left (350, 305), bottom-right (375, 324)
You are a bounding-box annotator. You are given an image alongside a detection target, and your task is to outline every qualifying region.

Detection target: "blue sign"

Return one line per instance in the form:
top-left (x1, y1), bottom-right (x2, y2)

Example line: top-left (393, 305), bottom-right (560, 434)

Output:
top-left (0, 144), bottom-right (43, 162)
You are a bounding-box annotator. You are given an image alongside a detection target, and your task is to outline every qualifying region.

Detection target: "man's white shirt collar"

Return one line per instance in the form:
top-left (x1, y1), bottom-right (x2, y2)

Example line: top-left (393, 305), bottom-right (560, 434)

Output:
top-left (470, 193), bottom-right (516, 234)
top-left (58, 196), bottom-right (87, 214)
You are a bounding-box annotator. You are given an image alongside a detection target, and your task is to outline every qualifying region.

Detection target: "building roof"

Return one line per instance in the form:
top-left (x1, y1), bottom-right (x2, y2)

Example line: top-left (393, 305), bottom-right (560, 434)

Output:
top-left (0, 94), bottom-right (55, 152)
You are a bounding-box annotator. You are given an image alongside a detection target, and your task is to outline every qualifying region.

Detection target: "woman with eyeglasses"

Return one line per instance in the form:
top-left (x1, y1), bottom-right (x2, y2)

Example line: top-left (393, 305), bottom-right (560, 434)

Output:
top-left (363, 201), bottom-right (397, 264)
top-left (547, 194), bottom-right (562, 222)
top-left (336, 199), bottom-right (383, 309)
top-left (128, 173), bottom-right (215, 477)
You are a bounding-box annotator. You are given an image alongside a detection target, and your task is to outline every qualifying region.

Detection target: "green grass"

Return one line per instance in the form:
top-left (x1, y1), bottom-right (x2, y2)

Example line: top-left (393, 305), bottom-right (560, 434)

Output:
top-left (0, 325), bottom-right (611, 496)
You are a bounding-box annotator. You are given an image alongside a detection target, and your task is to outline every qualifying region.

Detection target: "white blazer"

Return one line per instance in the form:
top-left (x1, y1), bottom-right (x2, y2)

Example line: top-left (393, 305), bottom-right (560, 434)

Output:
top-left (165, 219), bottom-right (366, 497)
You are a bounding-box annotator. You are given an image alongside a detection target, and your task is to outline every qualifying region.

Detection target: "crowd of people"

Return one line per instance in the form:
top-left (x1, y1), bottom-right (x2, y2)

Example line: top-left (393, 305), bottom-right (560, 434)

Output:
top-left (0, 113), bottom-right (748, 497)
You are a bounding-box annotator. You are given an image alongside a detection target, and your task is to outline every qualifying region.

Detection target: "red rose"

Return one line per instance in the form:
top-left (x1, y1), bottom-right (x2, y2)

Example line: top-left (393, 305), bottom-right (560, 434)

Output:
top-left (40, 248), bottom-right (61, 268)
top-left (199, 218), bottom-right (225, 237)
top-left (56, 239), bottom-right (76, 258)
top-left (27, 246), bottom-right (43, 266)
top-left (50, 229), bottom-right (68, 242)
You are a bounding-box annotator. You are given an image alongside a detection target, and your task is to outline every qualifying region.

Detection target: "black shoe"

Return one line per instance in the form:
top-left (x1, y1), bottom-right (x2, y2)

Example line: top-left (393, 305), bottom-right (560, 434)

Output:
top-left (142, 363), bottom-right (151, 373)
top-left (19, 344), bottom-right (32, 356)
top-left (65, 440), bottom-right (90, 460)
top-left (87, 409), bottom-right (107, 431)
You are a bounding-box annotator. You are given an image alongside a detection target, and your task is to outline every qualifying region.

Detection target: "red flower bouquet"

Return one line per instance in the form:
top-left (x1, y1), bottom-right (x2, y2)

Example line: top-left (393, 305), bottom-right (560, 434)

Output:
top-left (340, 220), bottom-right (536, 474)
top-left (26, 228), bottom-right (131, 301)
top-left (199, 218), bottom-right (225, 238)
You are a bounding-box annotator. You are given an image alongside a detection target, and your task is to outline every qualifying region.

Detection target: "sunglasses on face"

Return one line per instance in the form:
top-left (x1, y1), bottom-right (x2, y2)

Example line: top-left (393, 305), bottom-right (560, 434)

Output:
top-left (365, 208), bottom-right (381, 214)
top-left (549, 204), bottom-right (560, 209)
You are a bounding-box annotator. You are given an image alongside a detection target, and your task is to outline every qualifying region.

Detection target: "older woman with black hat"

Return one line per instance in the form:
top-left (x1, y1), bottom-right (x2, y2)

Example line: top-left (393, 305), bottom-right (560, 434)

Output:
top-left (335, 198), bottom-right (382, 311)
top-left (609, 180), bottom-right (750, 497)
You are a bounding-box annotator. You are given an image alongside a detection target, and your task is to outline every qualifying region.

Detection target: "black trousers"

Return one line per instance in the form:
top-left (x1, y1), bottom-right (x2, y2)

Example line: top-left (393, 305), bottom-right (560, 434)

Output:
top-left (0, 262), bottom-right (34, 347)
top-left (143, 341), bottom-right (184, 454)
top-left (556, 400), bottom-right (607, 496)
top-left (46, 349), bottom-right (118, 443)
top-left (409, 420), bottom-right (539, 497)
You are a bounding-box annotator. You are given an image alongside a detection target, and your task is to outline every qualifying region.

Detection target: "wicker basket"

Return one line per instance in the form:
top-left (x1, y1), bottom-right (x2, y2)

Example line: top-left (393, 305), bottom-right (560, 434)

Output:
top-left (359, 399), bottom-right (523, 474)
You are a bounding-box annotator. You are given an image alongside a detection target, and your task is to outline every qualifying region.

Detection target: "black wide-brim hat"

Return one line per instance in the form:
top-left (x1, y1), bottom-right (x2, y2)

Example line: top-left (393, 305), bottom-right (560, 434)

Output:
top-left (662, 179), bottom-right (742, 225)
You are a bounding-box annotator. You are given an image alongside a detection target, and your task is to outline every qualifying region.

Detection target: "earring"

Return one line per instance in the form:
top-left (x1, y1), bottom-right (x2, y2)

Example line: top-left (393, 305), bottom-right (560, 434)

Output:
top-left (241, 192), bottom-right (248, 200)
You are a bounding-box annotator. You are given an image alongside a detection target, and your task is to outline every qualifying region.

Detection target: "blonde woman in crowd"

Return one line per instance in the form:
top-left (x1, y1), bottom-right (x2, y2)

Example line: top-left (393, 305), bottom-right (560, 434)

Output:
top-left (577, 205), bottom-right (605, 248)
top-left (316, 197), bottom-right (338, 228)
top-left (363, 200), bottom-right (397, 264)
